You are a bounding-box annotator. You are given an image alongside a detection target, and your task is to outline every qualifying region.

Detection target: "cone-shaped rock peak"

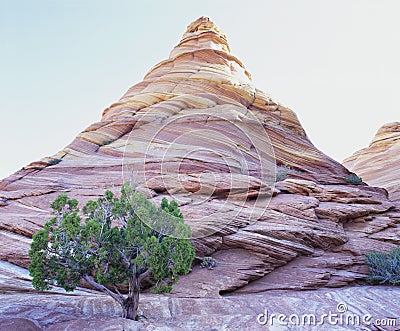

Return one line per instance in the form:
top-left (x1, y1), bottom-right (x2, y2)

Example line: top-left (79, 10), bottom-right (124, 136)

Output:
top-left (2, 18), bottom-right (398, 304)
top-left (171, 16), bottom-right (231, 58)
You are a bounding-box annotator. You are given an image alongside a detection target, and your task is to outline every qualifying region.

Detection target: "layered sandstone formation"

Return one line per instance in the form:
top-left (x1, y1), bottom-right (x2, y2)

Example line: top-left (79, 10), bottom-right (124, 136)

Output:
top-left (0, 17), bottom-right (399, 329)
top-left (344, 122), bottom-right (400, 202)
top-left (1, 270), bottom-right (399, 331)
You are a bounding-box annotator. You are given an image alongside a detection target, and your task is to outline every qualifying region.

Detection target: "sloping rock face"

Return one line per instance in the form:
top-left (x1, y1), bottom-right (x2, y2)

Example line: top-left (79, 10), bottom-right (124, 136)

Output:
top-left (344, 122), bottom-right (400, 202)
top-left (1, 17), bottom-right (400, 328)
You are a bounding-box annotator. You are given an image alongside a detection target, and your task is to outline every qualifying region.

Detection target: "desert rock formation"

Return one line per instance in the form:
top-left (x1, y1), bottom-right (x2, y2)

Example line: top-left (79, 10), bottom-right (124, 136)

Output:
top-left (1, 17), bottom-right (399, 329)
top-left (344, 122), bottom-right (400, 202)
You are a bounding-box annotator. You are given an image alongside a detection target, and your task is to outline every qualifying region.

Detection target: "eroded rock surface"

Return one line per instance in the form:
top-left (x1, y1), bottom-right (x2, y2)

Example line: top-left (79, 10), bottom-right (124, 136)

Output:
top-left (344, 122), bottom-right (400, 202)
top-left (1, 16), bottom-right (399, 329)
top-left (0, 283), bottom-right (399, 331)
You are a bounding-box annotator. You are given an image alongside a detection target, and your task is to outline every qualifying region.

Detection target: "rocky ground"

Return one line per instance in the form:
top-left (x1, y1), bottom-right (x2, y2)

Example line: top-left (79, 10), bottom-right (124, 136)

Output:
top-left (1, 262), bottom-right (399, 330)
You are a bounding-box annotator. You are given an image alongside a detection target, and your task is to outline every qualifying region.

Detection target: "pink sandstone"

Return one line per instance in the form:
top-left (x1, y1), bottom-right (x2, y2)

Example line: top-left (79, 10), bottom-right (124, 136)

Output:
top-left (0, 17), bottom-right (399, 330)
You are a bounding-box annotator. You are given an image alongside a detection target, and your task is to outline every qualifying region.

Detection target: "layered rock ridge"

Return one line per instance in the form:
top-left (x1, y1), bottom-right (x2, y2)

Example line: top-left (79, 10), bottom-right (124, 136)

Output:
top-left (0, 17), bottom-right (399, 299)
top-left (344, 122), bottom-right (400, 203)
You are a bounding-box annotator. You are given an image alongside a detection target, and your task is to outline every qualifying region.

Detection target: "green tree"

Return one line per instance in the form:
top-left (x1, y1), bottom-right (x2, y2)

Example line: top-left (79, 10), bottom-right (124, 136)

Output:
top-left (28, 184), bottom-right (195, 320)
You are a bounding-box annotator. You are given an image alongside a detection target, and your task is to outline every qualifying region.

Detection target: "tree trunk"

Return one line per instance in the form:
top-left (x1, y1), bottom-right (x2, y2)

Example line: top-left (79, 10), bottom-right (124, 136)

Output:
top-left (122, 290), bottom-right (140, 320)
top-left (123, 274), bottom-right (141, 321)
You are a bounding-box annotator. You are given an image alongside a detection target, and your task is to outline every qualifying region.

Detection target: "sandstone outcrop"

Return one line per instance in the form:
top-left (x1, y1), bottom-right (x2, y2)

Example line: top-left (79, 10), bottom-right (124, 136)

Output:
top-left (0, 17), bottom-right (399, 329)
top-left (344, 122), bottom-right (400, 202)
top-left (1, 283), bottom-right (399, 330)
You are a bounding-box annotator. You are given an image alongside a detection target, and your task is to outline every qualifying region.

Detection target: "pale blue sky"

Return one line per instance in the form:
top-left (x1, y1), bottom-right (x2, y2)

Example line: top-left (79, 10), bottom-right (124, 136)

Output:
top-left (1, 0), bottom-right (399, 179)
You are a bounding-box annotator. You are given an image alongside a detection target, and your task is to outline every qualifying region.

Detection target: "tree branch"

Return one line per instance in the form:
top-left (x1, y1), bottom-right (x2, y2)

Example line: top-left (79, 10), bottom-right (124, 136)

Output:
top-left (114, 286), bottom-right (123, 298)
top-left (114, 246), bottom-right (130, 269)
top-left (137, 268), bottom-right (150, 283)
top-left (83, 274), bottom-right (124, 306)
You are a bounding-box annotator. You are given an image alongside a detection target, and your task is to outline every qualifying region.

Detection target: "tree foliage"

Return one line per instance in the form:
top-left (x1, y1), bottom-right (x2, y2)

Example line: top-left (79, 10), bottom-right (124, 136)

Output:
top-left (28, 184), bottom-right (195, 320)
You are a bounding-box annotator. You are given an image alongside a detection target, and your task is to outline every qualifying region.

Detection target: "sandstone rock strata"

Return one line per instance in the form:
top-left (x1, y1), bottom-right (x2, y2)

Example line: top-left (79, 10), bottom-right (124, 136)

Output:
top-left (0, 17), bottom-right (399, 321)
top-left (344, 122), bottom-right (400, 202)
top-left (0, 286), bottom-right (399, 331)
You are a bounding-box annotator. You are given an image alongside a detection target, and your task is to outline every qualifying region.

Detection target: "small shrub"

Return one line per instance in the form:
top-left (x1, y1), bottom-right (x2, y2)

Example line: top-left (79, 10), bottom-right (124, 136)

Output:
top-left (365, 246), bottom-right (400, 285)
top-left (275, 164), bottom-right (303, 182)
top-left (345, 173), bottom-right (363, 185)
top-left (275, 165), bottom-right (290, 182)
top-left (276, 170), bottom-right (288, 181)
top-left (151, 284), bottom-right (173, 294)
top-left (102, 139), bottom-right (113, 146)
top-left (47, 158), bottom-right (61, 165)
top-left (200, 256), bottom-right (217, 270)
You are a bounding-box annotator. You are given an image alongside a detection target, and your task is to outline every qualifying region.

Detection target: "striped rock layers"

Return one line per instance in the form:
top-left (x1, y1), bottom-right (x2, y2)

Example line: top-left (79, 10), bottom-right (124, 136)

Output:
top-left (344, 122), bottom-right (400, 202)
